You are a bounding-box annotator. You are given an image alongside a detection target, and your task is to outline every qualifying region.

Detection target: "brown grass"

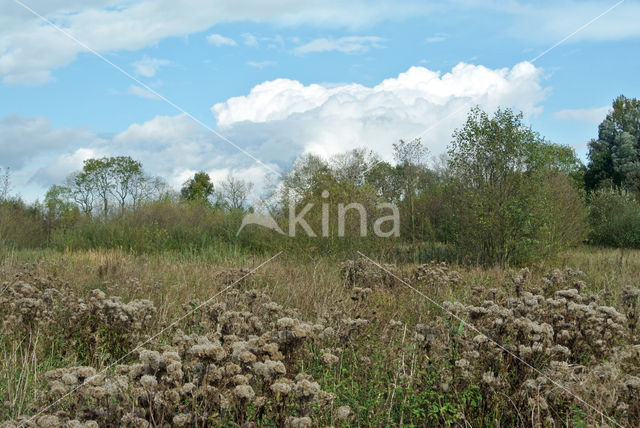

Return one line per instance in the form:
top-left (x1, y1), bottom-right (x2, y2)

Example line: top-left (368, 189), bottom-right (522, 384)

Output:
top-left (1, 245), bottom-right (639, 426)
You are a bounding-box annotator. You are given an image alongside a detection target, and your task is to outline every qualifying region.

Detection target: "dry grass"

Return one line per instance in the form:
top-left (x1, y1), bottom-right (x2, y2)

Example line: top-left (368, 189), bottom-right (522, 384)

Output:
top-left (1, 245), bottom-right (639, 426)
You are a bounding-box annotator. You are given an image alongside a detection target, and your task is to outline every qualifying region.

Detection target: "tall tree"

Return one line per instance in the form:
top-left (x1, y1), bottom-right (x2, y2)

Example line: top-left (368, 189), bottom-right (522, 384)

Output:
top-left (108, 156), bottom-right (144, 212)
top-left (66, 171), bottom-right (95, 216)
top-left (393, 138), bottom-right (430, 242)
top-left (281, 153), bottom-right (329, 202)
top-left (131, 175), bottom-right (167, 208)
top-left (0, 167), bottom-right (10, 201)
top-left (448, 106), bottom-right (585, 265)
top-left (217, 175), bottom-right (254, 211)
top-left (82, 157), bottom-right (113, 217)
top-left (585, 95), bottom-right (640, 193)
top-left (181, 171), bottom-right (214, 203)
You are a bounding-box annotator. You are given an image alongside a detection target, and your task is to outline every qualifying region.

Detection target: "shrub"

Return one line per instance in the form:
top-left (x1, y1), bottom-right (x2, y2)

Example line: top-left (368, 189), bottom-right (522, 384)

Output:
top-left (0, 199), bottom-right (47, 249)
top-left (446, 107), bottom-right (586, 265)
top-left (589, 188), bottom-right (640, 248)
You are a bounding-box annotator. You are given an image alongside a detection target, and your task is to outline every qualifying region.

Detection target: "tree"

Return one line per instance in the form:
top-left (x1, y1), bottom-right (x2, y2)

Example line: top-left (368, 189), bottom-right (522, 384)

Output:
top-left (365, 161), bottom-right (396, 201)
top-left (329, 148), bottom-right (379, 187)
top-left (281, 154), bottom-right (329, 202)
top-left (108, 156), bottom-right (144, 212)
top-left (585, 95), bottom-right (640, 193)
top-left (0, 167), bottom-right (10, 201)
top-left (447, 106), bottom-right (585, 265)
top-left (393, 138), bottom-right (432, 242)
top-left (131, 175), bottom-right (167, 208)
top-left (181, 171), bottom-right (214, 203)
top-left (82, 157), bottom-right (113, 217)
top-left (44, 185), bottom-right (79, 230)
top-left (217, 175), bottom-right (254, 211)
top-left (66, 171), bottom-right (95, 216)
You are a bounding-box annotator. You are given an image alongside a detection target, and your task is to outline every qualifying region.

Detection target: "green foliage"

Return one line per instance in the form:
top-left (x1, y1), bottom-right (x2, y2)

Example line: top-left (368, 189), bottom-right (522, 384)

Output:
top-left (49, 199), bottom-right (245, 253)
top-left (588, 187), bottom-right (640, 248)
top-left (446, 107), bottom-right (586, 265)
top-left (585, 95), bottom-right (640, 193)
top-left (181, 171), bottom-right (215, 203)
top-left (0, 198), bottom-right (48, 248)
top-left (0, 167), bottom-right (10, 201)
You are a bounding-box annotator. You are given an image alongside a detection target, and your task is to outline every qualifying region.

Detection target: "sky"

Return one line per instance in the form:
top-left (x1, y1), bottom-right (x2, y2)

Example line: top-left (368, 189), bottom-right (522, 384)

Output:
top-left (0, 0), bottom-right (638, 202)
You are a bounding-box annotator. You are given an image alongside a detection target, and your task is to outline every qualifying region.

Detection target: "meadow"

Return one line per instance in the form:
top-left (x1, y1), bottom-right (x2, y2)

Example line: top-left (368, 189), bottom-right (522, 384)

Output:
top-left (2, 102), bottom-right (640, 426)
top-left (1, 245), bottom-right (639, 427)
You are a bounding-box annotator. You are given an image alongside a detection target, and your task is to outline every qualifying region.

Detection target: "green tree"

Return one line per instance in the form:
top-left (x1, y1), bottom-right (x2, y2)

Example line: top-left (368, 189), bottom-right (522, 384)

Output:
top-left (66, 171), bottom-right (96, 216)
top-left (82, 157), bottom-right (113, 217)
top-left (43, 185), bottom-right (79, 232)
top-left (0, 167), bottom-right (10, 201)
top-left (588, 188), bottom-right (640, 249)
top-left (108, 156), bottom-right (144, 212)
top-left (181, 171), bottom-right (214, 203)
top-left (447, 106), bottom-right (585, 265)
top-left (585, 95), bottom-right (640, 193)
top-left (393, 138), bottom-right (432, 242)
top-left (281, 154), bottom-right (330, 202)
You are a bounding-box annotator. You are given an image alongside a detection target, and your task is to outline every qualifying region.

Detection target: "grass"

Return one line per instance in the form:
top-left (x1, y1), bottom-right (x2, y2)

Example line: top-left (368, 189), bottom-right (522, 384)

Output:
top-left (1, 245), bottom-right (639, 425)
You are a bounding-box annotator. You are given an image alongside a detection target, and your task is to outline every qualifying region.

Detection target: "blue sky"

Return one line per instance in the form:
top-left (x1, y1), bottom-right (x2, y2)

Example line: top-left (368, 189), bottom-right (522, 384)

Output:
top-left (0, 0), bottom-right (638, 201)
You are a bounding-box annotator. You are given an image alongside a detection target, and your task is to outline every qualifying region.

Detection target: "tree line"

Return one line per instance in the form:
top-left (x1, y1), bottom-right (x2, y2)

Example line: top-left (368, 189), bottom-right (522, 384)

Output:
top-left (1, 95), bottom-right (639, 264)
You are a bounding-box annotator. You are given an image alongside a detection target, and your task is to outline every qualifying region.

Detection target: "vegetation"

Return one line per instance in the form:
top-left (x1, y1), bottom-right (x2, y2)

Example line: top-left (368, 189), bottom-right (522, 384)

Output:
top-left (585, 95), bottom-right (640, 193)
top-left (1, 100), bottom-right (640, 426)
top-left (447, 107), bottom-right (585, 265)
top-left (1, 247), bottom-right (639, 426)
top-left (0, 103), bottom-right (607, 265)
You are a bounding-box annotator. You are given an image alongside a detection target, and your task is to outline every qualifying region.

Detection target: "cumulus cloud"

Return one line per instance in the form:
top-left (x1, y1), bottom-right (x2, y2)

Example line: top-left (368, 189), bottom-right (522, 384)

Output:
top-left (554, 106), bottom-right (610, 124)
top-left (132, 57), bottom-right (170, 77)
top-left (212, 61), bottom-right (548, 160)
top-left (293, 36), bottom-right (384, 54)
top-left (8, 61), bottom-right (548, 202)
top-left (206, 33), bottom-right (237, 47)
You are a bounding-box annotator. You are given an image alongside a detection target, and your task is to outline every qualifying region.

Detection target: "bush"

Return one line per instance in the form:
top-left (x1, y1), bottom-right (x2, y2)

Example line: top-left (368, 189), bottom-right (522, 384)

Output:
top-left (446, 107), bottom-right (586, 265)
top-left (589, 188), bottom-right (640, 248)
top-left (0, 199), bottom-right (47, 249)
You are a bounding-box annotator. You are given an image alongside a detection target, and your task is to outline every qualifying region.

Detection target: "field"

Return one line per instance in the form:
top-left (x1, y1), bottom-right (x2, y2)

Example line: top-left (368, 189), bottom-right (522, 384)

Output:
top-left (1, 246), bottom-right (639, 427)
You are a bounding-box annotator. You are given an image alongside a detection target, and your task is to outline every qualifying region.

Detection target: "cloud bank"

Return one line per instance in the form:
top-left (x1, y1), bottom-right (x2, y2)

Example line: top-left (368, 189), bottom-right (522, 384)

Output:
top-left (212, 61), bottom-right (548, 160)
top-left (4, 61), bottom-right (548, 201)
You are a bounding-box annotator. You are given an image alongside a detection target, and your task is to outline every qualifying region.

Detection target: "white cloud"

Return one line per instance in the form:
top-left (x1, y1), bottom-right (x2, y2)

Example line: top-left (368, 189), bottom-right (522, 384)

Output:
top-left (3, 1), bottom-right (638, 85)
top-left (212, 61), bottom-right (548, 161)
top-left (0, 114), bottom-right (92, 169)
top-left (425, 33), bottom-right (447, 43)
top-left (31, 148), bottom-right (99, 185)
top-left (8, 61), bottom-right (549, 202)
top-left (554, 106), bottom-right (610, 124)
top-left (128, 84), bottom-right (161, 100)
top-left (242, 33), bottom-right (259, 47)
top-left (108, 115), bottom-right (280, 200)
top-left (0, 0), bottom-right (435, 85)
top-left (293, 36), bottom-right (385, 54)
top-left (247, 60), bottom-right (276, 69)
top-left (206, 33), bottom-right (237, 46)
top-left (496, 0), bottom-right (640, 45)
top-left (132, 57), bottom-right (170, 77)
